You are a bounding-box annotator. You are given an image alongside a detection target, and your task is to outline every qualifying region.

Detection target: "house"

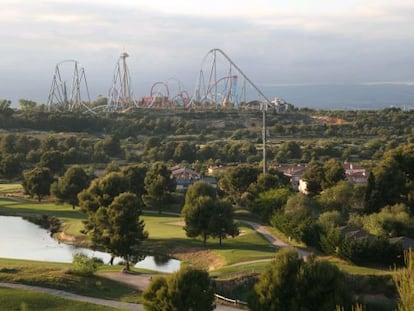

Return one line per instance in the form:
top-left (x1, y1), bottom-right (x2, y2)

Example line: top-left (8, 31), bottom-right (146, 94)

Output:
top-left (170, 166), bottom-right (200, 191)
top-left (338, 226), bottom-right (373, 240)
top-left (343, 162), bottom-right (368, 184)
top-left (389, 236), bottom-right (414, 250)
top-left (273, 164), bottom-right (307, 185)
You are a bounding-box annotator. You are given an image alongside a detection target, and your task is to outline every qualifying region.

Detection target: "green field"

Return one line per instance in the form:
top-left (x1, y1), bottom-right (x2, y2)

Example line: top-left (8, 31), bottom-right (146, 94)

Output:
top-left (143, 214), bottom-right (277, 265)
top-left (0, 183), bottom-right (23, 194)
top-left (0, 258), bottom-right (141, 303)
top-left (0, 287), bottom-right (118, 311)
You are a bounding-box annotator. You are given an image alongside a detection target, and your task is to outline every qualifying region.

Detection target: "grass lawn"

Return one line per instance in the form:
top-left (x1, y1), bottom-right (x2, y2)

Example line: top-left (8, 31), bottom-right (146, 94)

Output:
top-left (322, 256), bottom-right (392, 276)
top-left (0, 183), bottom-right (23, 194)
top-left (142, 214), bottom-right (277, 268)
top-left (0, 258), bottom-right (142, 303)
top-left (0, 287), bottom-right (118, 311)
top-left (210, 261), bottom-right (270, 279)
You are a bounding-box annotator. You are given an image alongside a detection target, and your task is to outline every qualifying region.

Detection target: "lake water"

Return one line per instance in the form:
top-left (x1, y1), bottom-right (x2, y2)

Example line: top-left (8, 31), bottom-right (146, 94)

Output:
top-left (0, 215), bottom-right (180, 273)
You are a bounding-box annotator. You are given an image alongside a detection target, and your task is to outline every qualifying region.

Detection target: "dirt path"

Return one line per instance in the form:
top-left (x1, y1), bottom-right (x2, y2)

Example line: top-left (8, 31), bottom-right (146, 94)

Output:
top-left (98, 272), bottom-right (152, 292)
top-left (0, 282), bottom-right (143, 311)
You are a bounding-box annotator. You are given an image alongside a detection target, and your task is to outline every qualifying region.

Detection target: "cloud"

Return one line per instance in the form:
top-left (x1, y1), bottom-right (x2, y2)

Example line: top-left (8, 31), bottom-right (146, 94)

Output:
top-left (1, 0), bottom-right (414, 104)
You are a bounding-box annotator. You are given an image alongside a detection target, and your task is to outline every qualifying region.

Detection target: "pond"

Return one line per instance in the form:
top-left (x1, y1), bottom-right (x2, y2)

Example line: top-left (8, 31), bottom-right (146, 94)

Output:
top-left (0, 216), bottom-right (180, 273)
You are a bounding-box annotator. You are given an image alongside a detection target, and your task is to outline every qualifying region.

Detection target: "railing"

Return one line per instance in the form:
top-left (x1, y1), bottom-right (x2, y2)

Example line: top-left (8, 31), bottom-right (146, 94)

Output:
top-left (214, 293), bottom-right (248, 309)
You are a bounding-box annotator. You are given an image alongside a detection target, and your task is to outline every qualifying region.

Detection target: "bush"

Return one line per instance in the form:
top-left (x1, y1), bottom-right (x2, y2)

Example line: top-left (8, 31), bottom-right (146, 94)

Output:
top-left (70, 253), bottom-right (99, 276)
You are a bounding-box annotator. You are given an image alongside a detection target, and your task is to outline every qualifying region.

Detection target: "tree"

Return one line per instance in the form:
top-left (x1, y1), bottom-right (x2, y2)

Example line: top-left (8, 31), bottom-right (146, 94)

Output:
top-left (250, 171), bottom-right (290, 195)
top-left (39, 150), bottom-right (65, 175)
top-left (249, 249), bottom-right (302, 311)
top-left (248, 249), bottom-right (350, 311)
top-left (220, 164), bottom-right (260, 199)
top-left (0, 133), bottom-right (16, 154)
top-left (101, 192), bottom-right (148, 270)
top-left (79, 173), bottom-right (148, 270)
top-left (365, 143), bottom-right (414, 213)
top-left (143, 162), bottom-right (176, 213)
top-left (18, 99), bottom-right (37, 111)
top-left (362, 203), bottom-right (412, 237)
top-left (183, 195), bottom-right (216, 246)
top-left (184, 180), bottom-right (217, 204)
top-left (393, 249), bottom-right (414, 311)
top-left (296, 256), bottom-right (351, 310)
top-left (183, 182), bottom-right (239, 246)
top-left (322, 159), bottom-right (345, 189)
top-left (302, 159), bottom-right (324, 195)
top-left (143, 267), bottom-right (215, 311)
top-left (51, 166), bottom-right (90, 209)
top-left (22, 167), bottom-right (54, 201)
top-left (78, 171), bottom-right (129, 210)
top-left (276, 141), bottom-right (302, 162)
top-left (208, 199), bottom-right (239, 246)
top-left (318, 181), bottom-right (355, 213)
top-left (101, 135), bottom-right (122, 157)
top-left (0, 99), bottom-right (14, 117)
top-left (78, 171), bottom-right (150, 270)
top-left (122, 164), bottom-right (148, 198)
top-left (173, 142), bottom-right (196, 163)
top-left (251, 188), bottom-right (292, 222)
top-left (0, 154), bottom-right (23, 180)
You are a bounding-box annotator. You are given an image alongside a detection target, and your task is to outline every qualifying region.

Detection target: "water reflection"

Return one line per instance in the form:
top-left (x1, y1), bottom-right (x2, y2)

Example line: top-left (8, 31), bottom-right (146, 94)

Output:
top-left (0, 216), bottom-right (180, 273)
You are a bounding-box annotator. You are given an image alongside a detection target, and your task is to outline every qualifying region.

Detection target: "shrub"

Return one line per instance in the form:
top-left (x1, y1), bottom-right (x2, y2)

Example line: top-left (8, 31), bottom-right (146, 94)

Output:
top-left (70, 253), bottom-right (99, 276)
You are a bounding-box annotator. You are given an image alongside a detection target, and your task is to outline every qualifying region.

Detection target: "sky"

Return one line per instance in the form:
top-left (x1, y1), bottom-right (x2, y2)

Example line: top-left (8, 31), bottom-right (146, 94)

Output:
top-left (1, 0), bottom-right (414, 108)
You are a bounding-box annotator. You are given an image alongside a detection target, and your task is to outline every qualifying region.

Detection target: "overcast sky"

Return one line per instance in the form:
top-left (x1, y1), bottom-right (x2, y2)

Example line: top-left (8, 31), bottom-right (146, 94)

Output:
top-left (1, 0), bottom-right (414, 107)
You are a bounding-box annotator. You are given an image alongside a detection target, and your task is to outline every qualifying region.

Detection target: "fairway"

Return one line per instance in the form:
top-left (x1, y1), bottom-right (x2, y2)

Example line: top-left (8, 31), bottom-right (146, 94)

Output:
top-left (142, 214), bottom-right (277, 268)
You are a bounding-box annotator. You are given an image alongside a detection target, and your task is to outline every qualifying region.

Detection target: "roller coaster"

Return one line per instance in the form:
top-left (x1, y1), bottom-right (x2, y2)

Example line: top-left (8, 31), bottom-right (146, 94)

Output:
top-left (46, 60), bottom-right (93, 113)
top-left (46, 49), bottom-right (275, 113)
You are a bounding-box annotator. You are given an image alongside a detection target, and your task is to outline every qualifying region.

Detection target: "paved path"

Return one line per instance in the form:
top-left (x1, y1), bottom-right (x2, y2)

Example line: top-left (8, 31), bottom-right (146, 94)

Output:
top-left (0, 281), bottom-right (241, 310)
top-left (0, 282), bottom-right (143, 311)
top-left (240, 220), bottom-right (310, 258)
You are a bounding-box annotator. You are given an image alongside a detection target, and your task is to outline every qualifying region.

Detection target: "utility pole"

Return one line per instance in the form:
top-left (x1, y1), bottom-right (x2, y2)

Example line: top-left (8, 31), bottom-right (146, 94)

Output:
top-left (262, 103), bottom-right (267, 175)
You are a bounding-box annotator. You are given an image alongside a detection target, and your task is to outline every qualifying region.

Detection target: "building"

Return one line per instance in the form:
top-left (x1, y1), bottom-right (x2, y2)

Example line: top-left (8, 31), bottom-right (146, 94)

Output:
top-left (170, 166), bottom-right (200, 191)
top-left (171, 165), bottom-right (217, 191)
top-left (273, 164), bottom-right (307, 185)
top-left (343, 162), bottom-right (368, 184)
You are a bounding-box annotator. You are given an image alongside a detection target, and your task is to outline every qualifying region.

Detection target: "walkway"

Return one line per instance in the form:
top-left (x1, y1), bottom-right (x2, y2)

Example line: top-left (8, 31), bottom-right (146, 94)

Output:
top-left (240, 220), bottom-right (310, 258)
top-left (0, 282), bottom-right (143, 311)
top-left (0, 281), bottom-right (241, 311)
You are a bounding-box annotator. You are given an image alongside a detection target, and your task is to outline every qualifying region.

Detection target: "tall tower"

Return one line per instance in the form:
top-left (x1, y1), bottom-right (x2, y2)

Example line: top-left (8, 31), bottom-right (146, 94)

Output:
top-left (108, 52), bottom-right (135, 112)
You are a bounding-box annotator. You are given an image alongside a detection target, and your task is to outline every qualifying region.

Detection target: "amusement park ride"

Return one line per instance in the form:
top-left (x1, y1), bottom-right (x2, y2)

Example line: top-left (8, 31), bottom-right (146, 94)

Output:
top-left (46, 48), bottom-right (277, 113)
top-left (46, 48), bottom-right (279, 173)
